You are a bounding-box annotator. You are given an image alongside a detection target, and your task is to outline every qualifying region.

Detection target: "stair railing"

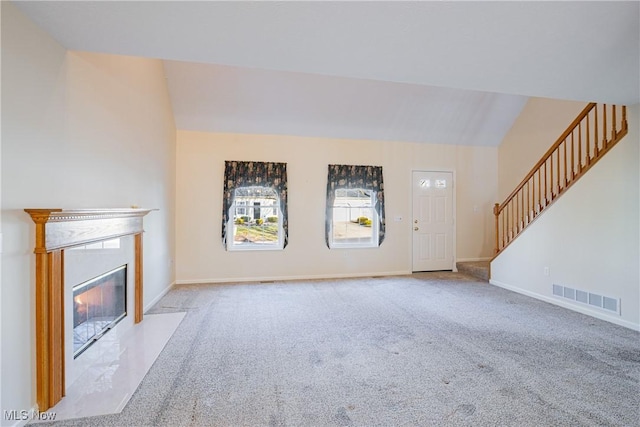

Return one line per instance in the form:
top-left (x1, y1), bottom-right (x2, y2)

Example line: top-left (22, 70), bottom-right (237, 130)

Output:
top-left (494, 103), bottom-right (628, 256)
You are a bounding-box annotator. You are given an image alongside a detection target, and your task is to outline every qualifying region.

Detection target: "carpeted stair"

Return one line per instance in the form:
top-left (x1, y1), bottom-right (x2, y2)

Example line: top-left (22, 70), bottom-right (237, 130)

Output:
top-left (457, 261), bottom-right (490, 281)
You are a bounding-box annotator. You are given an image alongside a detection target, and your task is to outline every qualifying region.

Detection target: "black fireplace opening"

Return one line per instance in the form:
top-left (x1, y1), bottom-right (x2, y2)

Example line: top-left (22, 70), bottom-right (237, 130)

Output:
top-left (73, 265), bottom-right (127, 358)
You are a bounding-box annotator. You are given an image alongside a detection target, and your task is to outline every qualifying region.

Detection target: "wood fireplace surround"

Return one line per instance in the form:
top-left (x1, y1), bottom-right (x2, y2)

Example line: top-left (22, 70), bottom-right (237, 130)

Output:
top-left (24, 208), bottom-right (153, 411)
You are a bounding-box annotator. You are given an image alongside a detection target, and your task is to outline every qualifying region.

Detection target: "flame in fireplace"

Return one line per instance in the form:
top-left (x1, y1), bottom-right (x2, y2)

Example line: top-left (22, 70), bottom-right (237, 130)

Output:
top-left (74, 295), bottom-right (88, 318)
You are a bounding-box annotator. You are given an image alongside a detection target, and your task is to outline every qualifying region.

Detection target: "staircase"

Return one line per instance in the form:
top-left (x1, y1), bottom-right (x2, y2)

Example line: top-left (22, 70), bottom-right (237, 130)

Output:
top-left (493, 103), bottom-right (628, 258)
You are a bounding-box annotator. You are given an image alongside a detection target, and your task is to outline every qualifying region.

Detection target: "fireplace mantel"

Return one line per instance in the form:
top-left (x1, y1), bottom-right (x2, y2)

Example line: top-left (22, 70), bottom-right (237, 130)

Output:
top-left (25, 208), bottom-right (154, 411)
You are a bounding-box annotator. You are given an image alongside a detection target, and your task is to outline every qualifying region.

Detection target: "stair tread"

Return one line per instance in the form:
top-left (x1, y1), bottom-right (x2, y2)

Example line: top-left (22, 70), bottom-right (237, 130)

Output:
top-left (457, 261), bottom-right (490, 282)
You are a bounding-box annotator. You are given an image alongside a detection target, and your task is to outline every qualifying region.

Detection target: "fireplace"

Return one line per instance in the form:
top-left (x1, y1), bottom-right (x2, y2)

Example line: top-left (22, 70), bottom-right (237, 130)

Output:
top-left (24, 208), bottom-right (154, 411)
top-left (72, 265), bottom-right (127, 358)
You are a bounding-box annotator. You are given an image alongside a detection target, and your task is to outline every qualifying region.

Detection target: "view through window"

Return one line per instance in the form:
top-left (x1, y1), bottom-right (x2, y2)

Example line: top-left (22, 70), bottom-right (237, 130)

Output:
top-left (228, 186), bottom-right (282, 250)
top-left (330, 188), bottom-right (378, 248)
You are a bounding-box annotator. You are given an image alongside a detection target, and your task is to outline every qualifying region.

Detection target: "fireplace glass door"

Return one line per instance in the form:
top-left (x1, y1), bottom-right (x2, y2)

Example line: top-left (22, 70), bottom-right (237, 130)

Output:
top-left (73, 265), bottom-right (127, 358)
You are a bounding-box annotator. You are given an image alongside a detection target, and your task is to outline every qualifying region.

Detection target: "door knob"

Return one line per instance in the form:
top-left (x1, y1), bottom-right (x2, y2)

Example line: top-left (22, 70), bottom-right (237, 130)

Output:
top-left (414, 220), bottom-right (418, 224)
top-left (414, 227), bottom-right (419, 231)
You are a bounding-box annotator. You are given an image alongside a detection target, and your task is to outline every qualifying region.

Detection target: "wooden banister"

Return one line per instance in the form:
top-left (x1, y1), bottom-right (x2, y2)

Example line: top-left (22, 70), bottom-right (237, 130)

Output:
top-left (493, 103), bottom-right (628, 257)
top-left (499, 103), bottom-right (596, 209)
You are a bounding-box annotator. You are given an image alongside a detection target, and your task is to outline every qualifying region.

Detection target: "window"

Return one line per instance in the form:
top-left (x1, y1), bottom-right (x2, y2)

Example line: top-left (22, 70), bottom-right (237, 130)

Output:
top-left (330, 188), bottom-right (379, 248)
top-left (222, 161), bottom-right (288, 250)
top-left (236, 200), bottom-right (247, 216)
top-left (325, 164), bottom-right (385, 249)
top-left (228, 187), bottom-right (283, 251)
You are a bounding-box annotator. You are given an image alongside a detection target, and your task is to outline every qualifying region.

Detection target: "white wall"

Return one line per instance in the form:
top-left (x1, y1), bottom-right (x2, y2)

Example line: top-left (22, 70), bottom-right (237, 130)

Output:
top-left (491, 104), bottom-right (639, 330)
top-left (1, 2), bottom-right (176, 420)
top-left (498, 97), bottom-right (586, 201)
top-left (176, 131), bottom-right (497, 283)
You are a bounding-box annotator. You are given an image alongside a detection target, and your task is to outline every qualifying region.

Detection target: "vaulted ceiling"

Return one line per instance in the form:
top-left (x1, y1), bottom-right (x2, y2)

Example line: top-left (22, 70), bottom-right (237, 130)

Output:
top-left (13, 1), bottom-right (640, 146)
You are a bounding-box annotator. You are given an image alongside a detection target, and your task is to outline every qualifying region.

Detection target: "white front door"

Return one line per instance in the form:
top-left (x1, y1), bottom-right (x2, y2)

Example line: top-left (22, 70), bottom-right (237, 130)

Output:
top-left (412, 171), bottom-right (454, 272)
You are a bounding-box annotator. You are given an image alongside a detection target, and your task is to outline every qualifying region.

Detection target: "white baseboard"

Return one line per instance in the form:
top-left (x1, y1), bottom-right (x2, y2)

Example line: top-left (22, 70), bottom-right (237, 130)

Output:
top-left (490, 279), bottom-right (640, 331)
top-left (175, 270), bottom-right (412, 285)
top-left (456, 257), bottom-right (492, 263)
top-left (144, 281), bottom-right (176, 313)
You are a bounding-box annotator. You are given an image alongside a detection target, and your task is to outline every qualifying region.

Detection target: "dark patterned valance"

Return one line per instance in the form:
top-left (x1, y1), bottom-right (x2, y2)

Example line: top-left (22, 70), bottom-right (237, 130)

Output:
top-left (222, 161), bottom-right (288, 248)
top-left (325, 164), bottom-right (385, 247)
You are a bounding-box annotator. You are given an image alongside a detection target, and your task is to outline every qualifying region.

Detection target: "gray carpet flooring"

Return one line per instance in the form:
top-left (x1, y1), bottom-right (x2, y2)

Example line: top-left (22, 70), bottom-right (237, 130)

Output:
top-left (38, 272), bottom-right (639, 426)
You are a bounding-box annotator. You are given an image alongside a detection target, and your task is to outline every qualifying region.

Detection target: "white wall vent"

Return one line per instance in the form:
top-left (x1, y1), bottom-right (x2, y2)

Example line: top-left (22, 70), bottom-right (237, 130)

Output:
top-left (552, 284), bottom-right (620, 315)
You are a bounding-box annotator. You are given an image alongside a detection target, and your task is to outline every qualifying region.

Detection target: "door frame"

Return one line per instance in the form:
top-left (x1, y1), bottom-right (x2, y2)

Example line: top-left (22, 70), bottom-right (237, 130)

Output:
top-left (410, 169), bottom-right (457, 272)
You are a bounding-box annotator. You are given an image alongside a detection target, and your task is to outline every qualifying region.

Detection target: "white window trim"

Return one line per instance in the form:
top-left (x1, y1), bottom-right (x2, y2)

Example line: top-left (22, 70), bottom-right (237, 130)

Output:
top-left (329, 190), bottom-right (379, 249)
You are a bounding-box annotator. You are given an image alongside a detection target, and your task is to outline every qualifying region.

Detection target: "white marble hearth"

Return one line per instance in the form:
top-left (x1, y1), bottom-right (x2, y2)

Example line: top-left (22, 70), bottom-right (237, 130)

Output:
top-left (37, 312), bottom-right (185, 422)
